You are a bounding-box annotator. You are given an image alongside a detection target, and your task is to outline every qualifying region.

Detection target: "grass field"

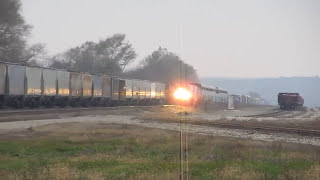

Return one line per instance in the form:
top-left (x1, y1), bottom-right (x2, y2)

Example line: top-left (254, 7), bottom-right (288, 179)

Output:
top-left (0, 123), bottom-right (320, 179)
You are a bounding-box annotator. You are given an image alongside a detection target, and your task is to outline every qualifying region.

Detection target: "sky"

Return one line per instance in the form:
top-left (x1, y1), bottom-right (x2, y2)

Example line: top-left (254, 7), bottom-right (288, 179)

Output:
top-left (21, 0), bottom-right (320, 78)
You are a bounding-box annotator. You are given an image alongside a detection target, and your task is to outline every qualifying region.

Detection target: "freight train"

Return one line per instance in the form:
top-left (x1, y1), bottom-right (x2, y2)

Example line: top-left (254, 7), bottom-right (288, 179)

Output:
top-left (278, 93), bottom-right (304, 110)
top-left (0, 61), bottom-right (166, 108)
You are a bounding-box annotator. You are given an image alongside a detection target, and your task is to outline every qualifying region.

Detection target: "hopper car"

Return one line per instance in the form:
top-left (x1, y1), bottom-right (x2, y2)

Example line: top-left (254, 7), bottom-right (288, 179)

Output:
top-left (0, 61), bottom-right (166, 108)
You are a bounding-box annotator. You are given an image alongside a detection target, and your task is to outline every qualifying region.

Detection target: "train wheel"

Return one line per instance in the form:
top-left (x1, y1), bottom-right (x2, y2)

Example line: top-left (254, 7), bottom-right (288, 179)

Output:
top-left (93, 99), bottom-right (99, 106)
top-left (70, 99), bottom-right (78, 107)
top-left (291, 104), bottom-right (295, 110)
top-left (31, 99), bottom-right (40, 108)
top-left (12, 100), bottom-right (18, 108)
top-left (113, 101), bottom-right (118, 107)
top-left (35, 100), bottom-right (40, 108)
top-left (45, 101), bottom-right (53, 108)
top-left (45, 98), bottom-right (55, 108)
top-left (18, 98), bottom-right (25, 109)
top-left (286, 105), bottom-right (291, 111)
top-left (29, 100), bottom-right (35, 108)
top-left (102, 100), bottom-right (107, 107)
top-left (92, 99), bottom-right (98, 106)
top-left (84, 99), bottom-right (90, 107)
top-left (80, 99), bottom-right (87, 107)
top-left (58, 99), bottom-right (67, 107)
top-left (0, 96), bottom-right (4, 109)
top-left (96, 99), bottom-right (101, 107)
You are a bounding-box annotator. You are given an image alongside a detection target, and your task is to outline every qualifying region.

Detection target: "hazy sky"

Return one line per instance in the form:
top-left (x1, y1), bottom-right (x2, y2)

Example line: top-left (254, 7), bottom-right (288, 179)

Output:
top-left (22, 0), bottom-right (320, 78)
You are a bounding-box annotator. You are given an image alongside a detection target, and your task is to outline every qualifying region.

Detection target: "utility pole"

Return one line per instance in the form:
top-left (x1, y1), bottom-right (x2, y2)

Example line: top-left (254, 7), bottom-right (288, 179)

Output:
top-left (179, 23), bottom-right (189, 180)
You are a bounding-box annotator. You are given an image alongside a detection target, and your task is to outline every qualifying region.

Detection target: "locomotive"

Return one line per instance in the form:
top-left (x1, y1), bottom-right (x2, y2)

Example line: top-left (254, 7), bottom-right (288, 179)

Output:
top-left (166, 82), bottom-right (229, 106)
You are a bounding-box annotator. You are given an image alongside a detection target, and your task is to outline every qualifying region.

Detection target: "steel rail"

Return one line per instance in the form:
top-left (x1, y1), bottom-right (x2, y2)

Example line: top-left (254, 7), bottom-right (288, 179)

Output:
top-left (198, 121), bottom-right (320, 136)
top-left (244, 110), bottom-right (290, 118)
top-left (0, 105), bottom-right (162, 116)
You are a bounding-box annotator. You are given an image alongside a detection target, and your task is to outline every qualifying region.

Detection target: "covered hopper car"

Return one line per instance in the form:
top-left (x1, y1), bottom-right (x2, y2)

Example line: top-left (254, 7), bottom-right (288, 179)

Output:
top-left (0, 61), bottom-right (166, 108)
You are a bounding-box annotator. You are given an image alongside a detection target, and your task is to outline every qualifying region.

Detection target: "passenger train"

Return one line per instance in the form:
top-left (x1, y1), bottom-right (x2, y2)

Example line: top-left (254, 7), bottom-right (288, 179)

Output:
top-left (166, 82), bottom-right (229, 106)
top-left (167, 82), bottom-right (262, 107)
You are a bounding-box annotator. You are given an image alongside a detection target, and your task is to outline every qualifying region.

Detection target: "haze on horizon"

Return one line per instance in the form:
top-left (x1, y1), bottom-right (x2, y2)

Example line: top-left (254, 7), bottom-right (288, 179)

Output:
top-left (22, 0), bottom-right (320, 78)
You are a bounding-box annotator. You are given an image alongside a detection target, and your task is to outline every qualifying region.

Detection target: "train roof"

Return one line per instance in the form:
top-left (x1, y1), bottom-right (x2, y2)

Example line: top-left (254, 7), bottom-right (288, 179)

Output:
top-left (278, 93), bottom-right (300, 95)
top-left (0, 60), bottom-right (114, 77)
top-left (0, 61), bottom-right (167, 85)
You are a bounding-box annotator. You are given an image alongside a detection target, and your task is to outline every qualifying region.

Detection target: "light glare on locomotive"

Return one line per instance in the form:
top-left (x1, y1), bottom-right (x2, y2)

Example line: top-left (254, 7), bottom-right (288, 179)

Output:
top-left (173, 87), bottom-right (191, 101)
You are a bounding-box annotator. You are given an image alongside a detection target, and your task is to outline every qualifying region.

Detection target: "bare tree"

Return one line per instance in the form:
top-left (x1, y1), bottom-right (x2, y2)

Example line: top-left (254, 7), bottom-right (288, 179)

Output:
top-left (22, 43), bottom-right (47, 65)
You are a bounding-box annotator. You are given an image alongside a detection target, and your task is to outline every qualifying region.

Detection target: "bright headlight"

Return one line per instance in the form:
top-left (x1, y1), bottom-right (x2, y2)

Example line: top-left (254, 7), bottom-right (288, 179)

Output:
top-left (174, 87), bottom-right (192, 101)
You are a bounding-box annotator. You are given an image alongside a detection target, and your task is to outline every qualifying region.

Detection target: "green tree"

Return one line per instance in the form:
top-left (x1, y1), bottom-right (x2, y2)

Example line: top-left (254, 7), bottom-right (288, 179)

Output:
top-left (49, 34), bottom-right (136, 75)
top-left (0, 0), bottom-right (46, 64)
top-left (0, 0), bottom-right (30, 63)
top-left (125, 47), bottom-right (199, 83)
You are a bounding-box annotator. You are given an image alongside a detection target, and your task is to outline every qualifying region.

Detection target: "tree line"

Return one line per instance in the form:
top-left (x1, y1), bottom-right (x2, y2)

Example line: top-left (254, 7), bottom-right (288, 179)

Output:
top-left (0, 0), bottom-right (199, 83)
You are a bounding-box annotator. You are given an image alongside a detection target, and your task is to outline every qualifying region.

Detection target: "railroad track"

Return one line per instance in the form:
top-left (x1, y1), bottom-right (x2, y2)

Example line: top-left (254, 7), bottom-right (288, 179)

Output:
top-left (195, 121), bottom-right (320, 137)
top-left (244, 110), bottom-right (290, 118)
top-left (0, 105), bottom-right (161, 117)
top-left (1, 106), bottom-right (319, 137)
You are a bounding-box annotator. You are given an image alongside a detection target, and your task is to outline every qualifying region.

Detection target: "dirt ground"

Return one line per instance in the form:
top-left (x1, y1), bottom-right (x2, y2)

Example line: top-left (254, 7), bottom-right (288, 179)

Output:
top-left (1, 105), bottom-right (320, 146)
